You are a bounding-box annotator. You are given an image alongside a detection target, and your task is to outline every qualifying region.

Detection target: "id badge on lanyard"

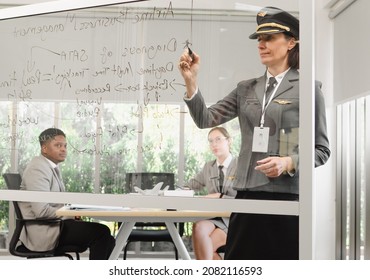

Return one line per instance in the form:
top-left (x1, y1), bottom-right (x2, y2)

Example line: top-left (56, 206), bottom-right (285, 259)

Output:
top-left (252, 126), bottom-right (270, 153)
top-left (252, 89), bottom-right (275, 153)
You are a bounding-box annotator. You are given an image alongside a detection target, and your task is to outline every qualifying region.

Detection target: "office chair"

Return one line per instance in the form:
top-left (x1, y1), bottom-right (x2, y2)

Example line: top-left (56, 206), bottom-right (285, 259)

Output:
top-left (216, 245), bottom-right (226, 259)
top-left (122, 172), bottom-right (184, 260)
top-left (3, 173), bottom-right (87, 260)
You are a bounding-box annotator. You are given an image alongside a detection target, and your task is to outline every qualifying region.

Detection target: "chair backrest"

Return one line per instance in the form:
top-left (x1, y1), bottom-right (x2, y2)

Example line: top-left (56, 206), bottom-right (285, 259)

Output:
top-left (3, 173), bottom-right (23, 219)
top-left (3, 173), bottom-right (22, 191)
top-left (125, 172), bottom-right (175, 193)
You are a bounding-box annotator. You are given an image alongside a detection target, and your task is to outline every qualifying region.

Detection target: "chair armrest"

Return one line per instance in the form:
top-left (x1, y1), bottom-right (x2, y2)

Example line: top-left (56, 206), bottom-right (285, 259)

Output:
top-left (14, 218), bottom-right (64, 252)
top-left (20, 217), bottom-right (63, 226)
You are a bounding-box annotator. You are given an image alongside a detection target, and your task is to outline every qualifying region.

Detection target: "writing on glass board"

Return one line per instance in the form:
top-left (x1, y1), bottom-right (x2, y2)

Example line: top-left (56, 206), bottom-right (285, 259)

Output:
top-left (0, 1), bottom-right (191, 155)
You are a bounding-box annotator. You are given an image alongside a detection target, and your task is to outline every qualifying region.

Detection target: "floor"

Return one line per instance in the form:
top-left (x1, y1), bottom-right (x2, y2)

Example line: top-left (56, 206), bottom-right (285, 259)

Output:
top-left (0, 249), bottom-right (189, 260)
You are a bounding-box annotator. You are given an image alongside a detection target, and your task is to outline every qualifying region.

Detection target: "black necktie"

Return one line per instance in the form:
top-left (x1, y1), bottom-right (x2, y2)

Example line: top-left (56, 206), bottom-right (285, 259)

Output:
top-left (265, 77), bottom-right (277, 104)
top-left (218, 165), bottom-right (224, 194)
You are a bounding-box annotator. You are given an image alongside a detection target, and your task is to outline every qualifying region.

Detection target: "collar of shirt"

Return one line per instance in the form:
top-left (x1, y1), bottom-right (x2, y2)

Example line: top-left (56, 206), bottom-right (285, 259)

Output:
top-left (42, 155), bottom-right (57, 169)
top-left (266, 67), bottom-right (290, 89)
top-left (217, 154), bottom-right (233, 170)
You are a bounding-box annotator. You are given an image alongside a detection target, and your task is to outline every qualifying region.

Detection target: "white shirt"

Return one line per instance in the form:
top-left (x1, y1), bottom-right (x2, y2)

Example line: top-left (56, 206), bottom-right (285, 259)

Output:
top-left (43, 155), bottom-right (57, 169)
top-left (217, 154), bottom-right (233, 174)
top-left (265, 67), bottom-right (291, 94)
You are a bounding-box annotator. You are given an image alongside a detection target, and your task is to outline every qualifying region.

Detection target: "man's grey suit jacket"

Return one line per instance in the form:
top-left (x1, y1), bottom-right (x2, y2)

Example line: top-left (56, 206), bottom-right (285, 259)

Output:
top-left (19, 155), bottom-right (65, 251)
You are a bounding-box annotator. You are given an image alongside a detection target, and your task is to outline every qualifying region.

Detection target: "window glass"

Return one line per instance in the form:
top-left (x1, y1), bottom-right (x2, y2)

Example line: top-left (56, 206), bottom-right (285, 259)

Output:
top-left (0, 102), bottom-right (12, 175)
top-left (100, 103), bottom-right (137, 194)
top-left (0, 0), bottom-right (299, 244)
top-left (141, 103), bottom-right (180, 179)
top-left (60, 102), bottom-right (95, 193)
top-left (17, 102), bottom-right (55, 171)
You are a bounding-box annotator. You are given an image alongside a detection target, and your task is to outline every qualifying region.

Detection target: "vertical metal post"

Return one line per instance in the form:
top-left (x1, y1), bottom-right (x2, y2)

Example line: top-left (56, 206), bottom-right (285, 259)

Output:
top-left (365, 96), bottom-right (370, 259)
top-left (299, 0), bottom-right (315, 259)
top-left (178, 104), bottom-right (185, 187)
top-left (336, 105), bottom-right (343, 259)
top-left (348, 101), bottom-right (356, 259)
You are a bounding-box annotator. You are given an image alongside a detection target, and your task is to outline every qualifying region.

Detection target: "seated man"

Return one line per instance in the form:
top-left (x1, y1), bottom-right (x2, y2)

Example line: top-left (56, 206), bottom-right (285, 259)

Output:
top-left (19, 128), bottom-right (115, 260)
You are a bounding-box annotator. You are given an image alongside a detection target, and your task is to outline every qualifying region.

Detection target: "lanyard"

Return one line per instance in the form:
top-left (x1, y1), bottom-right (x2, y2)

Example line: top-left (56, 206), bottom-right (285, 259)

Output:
top-left (260, 86), bottom-right (277, 128)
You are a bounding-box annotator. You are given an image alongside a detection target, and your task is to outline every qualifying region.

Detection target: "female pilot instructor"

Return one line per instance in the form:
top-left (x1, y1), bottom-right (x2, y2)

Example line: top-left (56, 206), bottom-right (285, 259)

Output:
top-left (178, 6), bottom-right (330, 259)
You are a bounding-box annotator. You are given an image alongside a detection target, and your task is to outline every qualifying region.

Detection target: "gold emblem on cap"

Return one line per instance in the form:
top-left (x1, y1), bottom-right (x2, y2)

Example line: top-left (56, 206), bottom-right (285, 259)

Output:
top-left (257, 11), bottom-right (267, 17)
top-left (256, 23), bottom-right (291, 32)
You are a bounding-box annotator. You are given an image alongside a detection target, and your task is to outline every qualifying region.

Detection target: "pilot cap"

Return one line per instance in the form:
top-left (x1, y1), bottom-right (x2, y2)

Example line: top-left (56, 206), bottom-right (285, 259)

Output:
top-left (249, 6), bottom-right (299, 39)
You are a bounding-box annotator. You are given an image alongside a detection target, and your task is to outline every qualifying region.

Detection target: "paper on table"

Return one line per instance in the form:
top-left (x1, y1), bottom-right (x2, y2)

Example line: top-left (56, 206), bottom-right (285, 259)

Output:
top-left (67, 204), bottom-right (130, 211)
top-left (163, 190), bottom-right (194, 197)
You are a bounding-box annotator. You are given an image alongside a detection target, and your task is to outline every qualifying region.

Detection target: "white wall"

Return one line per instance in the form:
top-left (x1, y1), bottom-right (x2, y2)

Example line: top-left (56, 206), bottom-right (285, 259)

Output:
top-left (332, 0), bottom-right (370, 103)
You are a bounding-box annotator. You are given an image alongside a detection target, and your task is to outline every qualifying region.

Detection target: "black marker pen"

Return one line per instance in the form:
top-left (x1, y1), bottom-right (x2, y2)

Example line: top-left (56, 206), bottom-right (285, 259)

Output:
top-left (188, 47), bottom-right (194, 60)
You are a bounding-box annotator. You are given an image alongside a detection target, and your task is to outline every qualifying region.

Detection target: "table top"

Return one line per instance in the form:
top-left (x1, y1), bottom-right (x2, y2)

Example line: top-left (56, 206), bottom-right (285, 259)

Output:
top-left (57, 205), bottom-right (231, 218)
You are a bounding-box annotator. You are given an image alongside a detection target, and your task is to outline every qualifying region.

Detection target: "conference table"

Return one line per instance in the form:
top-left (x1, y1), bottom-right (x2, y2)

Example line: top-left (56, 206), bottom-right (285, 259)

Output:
top-left (56, 205), bottom-right (231, 260)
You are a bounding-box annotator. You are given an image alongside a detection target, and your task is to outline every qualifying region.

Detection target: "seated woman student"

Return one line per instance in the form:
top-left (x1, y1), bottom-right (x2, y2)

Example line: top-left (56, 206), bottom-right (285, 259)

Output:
top-left (185, 127), bottom-right (237, 260)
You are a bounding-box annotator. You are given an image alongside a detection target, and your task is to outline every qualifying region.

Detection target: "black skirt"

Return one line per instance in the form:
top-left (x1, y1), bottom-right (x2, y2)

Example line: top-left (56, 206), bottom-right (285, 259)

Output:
top-left (224, 191), bottom-right (299, 260)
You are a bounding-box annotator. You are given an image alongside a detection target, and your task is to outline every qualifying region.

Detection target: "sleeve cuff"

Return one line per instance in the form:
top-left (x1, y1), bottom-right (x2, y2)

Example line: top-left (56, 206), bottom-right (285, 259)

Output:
top-left (183, 87), bottom-right (199, 101)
